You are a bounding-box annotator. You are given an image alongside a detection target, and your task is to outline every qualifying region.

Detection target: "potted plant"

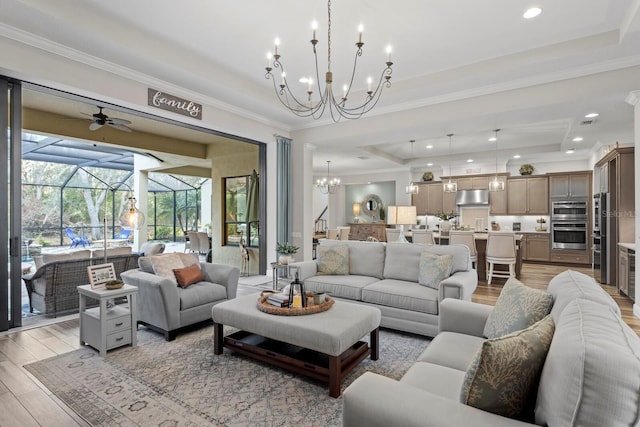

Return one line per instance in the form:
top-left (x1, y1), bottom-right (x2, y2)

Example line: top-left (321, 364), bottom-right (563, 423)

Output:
top-left (519, 163), bottom-right (534, 175)
top-left (422, 171), bottom-right (434, 181)
top-left (436, 211), bottom-right (457, 234)
top-left (379, 205), bottom-right (386, 223)
top-left (276, 242), bottom-right (299, 265)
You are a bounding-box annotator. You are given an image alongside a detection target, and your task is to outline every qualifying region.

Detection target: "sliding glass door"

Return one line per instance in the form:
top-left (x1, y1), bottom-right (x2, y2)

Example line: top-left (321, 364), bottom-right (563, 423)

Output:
top-left (0, 77), bottom-right (23, 331)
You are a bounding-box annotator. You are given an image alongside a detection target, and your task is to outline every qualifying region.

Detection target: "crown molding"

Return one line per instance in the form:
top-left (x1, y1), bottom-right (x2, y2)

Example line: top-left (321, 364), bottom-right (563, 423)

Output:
top-left (0, 23), bottom-right (291, 133)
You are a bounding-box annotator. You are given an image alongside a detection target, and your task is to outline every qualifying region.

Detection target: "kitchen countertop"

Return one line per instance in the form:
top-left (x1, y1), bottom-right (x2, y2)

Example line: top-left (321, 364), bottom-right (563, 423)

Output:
top-left (618, 243), bottom-right (636, 251)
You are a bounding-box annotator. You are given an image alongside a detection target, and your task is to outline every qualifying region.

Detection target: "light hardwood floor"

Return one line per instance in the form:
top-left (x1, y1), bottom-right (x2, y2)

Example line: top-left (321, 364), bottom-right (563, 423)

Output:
top-left (0, 263), bottom-right (638, 426)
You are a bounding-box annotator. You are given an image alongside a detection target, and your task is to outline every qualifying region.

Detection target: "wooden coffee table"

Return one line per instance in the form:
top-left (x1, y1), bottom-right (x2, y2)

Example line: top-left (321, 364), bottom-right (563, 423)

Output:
top-left (212, 294), bottom-right (381, 397)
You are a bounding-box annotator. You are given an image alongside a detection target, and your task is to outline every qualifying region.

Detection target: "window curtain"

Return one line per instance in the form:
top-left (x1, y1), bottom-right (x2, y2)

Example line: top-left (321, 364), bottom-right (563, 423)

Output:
top-left (276, 136), bottom-right (292, 250)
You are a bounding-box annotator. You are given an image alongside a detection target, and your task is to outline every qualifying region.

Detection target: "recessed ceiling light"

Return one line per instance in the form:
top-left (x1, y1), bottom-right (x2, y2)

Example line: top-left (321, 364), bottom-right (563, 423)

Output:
top-left (426, 145), bottom-right (433, 149)
top-left (523, 7), bottom-right (542, 19)
top-left (488, 136), bottom-right (497, 142)
top-left (299, 77), bottom-right (308, 83)
top-left (467, 159), bottom-right (473, 163)
top-left (572, 137), bottom-right (583, 142)
top-left (585, 113), bottom-right (599, 118)
top-left (427, 162), bottom-right (433, 166)
top-left (566, 148), bottom-right (575, 154)
top-left (513, 154), bottom-right (521, 159)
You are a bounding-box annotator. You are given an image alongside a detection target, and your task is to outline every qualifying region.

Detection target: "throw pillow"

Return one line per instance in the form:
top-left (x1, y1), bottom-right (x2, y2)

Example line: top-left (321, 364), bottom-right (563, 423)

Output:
top-left (316, 245), bottom-right (349, 275)
top-left (176, 253), bottom-right (201, 269)
top-left (149, 253), bottom-right (184, 285)
top-left (483, 277), bottom-right (553, 339)
top-left (418, 251), bottom-right (453, 289)
top-left (173, 264), bottom-right (205, 288)
top-left (460, 315), bottom-right (555, 419)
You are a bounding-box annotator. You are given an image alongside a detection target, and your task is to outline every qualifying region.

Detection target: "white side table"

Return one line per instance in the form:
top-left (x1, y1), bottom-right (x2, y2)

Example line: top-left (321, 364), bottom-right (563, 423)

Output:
top-left (78, 284), bottom-right (138, 356)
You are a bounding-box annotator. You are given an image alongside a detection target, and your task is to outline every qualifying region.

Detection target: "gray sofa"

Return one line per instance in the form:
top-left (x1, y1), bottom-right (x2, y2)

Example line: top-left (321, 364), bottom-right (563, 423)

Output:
top-left (291, 240), bottom-right (477, 337)
top-left (121, 253), bottom-right (239, 341)
top-left (343, 270), bottom-right (640, 426)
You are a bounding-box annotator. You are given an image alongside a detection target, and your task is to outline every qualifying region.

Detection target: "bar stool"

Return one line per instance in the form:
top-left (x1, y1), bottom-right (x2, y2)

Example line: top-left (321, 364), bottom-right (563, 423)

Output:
top-left (385, 229), bottom-right (402, 242)
top-left (485, 232), bottom-right (517, 285)
top-left (449, 231), bottom-right (478, 268)
top-left (327, 229), bottom-right (339, 240)
top-left (338, 227), bottom-right (351, 240)
top-left (411, 230), bottom-right (435, 244)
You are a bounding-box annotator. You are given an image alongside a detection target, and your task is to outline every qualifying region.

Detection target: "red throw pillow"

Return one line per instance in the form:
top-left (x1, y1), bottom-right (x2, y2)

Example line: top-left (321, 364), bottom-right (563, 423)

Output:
top-left (173, 264), bottom-right (204, 288)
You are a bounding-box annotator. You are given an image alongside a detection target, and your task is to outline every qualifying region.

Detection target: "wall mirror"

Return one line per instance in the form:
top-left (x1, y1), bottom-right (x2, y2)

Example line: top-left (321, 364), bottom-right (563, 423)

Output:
top-left (362, 194), bottom-right (383, 219)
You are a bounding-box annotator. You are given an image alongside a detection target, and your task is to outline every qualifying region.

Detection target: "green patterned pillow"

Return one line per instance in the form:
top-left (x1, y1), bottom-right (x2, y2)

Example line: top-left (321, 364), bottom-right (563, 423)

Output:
top-left (483, 278), bottom-right (553, 339)
top-left (418, 251), bottom-right (453, 289)
top-left (316, 245), bottom-right (349, 275)
top-left (461, 315), bottom-right (555, 419)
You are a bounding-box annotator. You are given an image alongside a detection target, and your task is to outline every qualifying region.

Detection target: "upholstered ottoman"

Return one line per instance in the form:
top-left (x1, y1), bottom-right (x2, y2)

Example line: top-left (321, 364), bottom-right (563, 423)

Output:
top-left (212, 294), bottom-right (381, 397)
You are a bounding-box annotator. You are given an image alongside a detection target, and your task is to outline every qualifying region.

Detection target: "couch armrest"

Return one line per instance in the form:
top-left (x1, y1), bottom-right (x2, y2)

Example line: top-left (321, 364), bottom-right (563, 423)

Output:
top-left (201, 263), bottom-right (240, 299)
top-left (288, 260), bottom-right (317, 281)
top-left (120, 269), bottom-right (181, 331)
top-left (439, 270), bottom-right (478, 301)
top-left (343, 372), bottom-right (534, 427)
top-left (439, 298), bottom-right (493, 336)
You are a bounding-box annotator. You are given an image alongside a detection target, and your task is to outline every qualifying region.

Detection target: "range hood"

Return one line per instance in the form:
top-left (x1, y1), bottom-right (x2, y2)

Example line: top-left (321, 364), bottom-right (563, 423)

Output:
top-left (455, 189), bottom-right (489, 206)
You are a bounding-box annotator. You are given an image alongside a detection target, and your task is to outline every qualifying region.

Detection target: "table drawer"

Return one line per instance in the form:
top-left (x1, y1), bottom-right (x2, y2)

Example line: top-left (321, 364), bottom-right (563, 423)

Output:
top-left (106, 315), bottom-right (131, 333)
top-left (106, 330), bottom-right (132, 349)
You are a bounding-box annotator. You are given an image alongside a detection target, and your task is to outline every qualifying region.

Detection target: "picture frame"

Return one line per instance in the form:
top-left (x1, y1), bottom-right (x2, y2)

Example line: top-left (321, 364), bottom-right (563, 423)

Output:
top-left (87, 263), bottom-right (117, 289)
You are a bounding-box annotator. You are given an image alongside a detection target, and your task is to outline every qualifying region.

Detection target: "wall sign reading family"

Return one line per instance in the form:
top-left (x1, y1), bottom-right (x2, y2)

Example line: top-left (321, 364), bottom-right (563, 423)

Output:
top-left (147, 88), bottom-right (202, 120)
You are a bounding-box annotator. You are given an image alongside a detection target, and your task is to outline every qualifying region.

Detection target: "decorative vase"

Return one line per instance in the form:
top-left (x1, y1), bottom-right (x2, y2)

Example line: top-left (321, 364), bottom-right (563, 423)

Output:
top-left (440, 221), bottom-right (451, 235)
top-left (278, 254), bottom-right (294, 265)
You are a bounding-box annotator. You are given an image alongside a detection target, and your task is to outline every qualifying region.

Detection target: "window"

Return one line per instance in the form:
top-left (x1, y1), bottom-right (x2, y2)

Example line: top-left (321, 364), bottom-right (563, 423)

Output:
top-left (224, 176), bottom-right (258, 247)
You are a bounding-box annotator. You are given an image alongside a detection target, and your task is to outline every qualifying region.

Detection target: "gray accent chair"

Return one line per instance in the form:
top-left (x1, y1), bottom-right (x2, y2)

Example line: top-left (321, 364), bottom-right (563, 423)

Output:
top-left (343, 270), bottom-right (640, 426)
top-left (121, 259), bottom-right (239, 341)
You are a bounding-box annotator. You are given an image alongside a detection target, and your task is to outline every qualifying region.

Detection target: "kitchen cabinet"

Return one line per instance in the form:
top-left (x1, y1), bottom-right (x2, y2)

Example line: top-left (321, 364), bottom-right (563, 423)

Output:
top-left (549, 173), bottom-right (591, 199)
top-left (489, 187), bottom-right (508, 215)
top-left (411, 181), bottom-right (457, 215)
top-left (507, 176), bottom-right (548, 215)
top-left (427, 183), bottom-right (445, 215)
top-left (550, 249), bottom-right (590, 264)
top-left (618, 244), bottom-right (635, 302)
top-left (412, 183), bottom-right (429, 215)
top-left (457, 176), bottom-right (489, 190)
top-left (522, 233), bottom-right (550, 261)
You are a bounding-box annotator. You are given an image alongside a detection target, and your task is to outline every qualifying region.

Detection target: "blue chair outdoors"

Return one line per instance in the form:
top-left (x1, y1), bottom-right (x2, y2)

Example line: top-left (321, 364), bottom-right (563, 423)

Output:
top-left (118, 229), bottom-right (132, 240)
top-left (65, 227), bottom-right (90, 248)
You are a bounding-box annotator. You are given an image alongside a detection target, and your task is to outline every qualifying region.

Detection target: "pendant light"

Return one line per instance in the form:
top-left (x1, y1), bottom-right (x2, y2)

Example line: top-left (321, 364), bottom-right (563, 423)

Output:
top-left (405, 140), bottom-right (419, 194)
top-left (489, 129), bottom-right (505, 192)
top-left (443, 134), bottom-right (457, 193)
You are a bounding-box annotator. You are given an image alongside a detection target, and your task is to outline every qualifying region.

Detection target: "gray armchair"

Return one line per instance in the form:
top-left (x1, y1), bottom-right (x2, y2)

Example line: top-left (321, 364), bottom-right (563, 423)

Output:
top-left (121, 262), bottom-right (239, 340)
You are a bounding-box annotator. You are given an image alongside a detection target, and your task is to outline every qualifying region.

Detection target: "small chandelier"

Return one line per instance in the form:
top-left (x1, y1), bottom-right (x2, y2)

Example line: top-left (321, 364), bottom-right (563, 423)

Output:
top-left (443, 134), bottom-right (458, 193)
top-left (489, 129), bottom-right (505, 192)
top-left (265, 0), bottom-right (393, 122)
top-left (316, 160), bottom-right (341, 194)
top-left (405, 140), bottom-right (419, 194)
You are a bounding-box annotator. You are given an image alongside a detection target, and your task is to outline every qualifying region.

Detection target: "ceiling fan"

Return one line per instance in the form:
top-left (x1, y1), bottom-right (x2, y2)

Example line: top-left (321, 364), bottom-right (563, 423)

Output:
top-left (82, 106), bottom-right (132, 132)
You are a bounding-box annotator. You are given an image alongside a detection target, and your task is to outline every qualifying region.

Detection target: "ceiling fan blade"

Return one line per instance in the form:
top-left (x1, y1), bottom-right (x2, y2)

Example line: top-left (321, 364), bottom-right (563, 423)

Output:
top-left (108, 117), bottom-right (132, 125)
top-left (89, 122), bottom-right (103, 131)
top-left (108, 123), bottom-right (132, 132)
top-left (80, 112), bottom-right (94, 118)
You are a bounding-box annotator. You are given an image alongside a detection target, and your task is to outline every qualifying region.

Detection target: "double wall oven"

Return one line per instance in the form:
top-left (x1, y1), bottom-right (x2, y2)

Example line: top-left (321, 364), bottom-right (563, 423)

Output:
top-left (551, 200), bottom-right (588, 250)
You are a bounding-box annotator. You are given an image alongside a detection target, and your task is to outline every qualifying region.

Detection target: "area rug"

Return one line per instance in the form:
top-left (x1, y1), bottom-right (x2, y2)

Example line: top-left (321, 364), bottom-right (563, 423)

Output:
top-left (25, 325), bottom-right (429, 426)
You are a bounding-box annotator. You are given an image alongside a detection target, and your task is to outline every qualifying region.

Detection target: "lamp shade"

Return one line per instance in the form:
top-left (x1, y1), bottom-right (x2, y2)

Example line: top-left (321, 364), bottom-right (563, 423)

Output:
top-left (387, 205), bottom-right (417, 225)
top-left (353, 202), bottom-right (361, 217)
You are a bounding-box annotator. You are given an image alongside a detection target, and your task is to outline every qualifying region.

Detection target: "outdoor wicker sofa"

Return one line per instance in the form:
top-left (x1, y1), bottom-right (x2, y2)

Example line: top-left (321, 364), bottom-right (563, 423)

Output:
top-left (23, 252), bottom-right (139, 315)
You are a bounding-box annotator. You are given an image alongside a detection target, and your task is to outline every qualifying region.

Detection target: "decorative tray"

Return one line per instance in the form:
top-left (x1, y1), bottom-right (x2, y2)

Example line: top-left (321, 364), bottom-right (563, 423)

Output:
top-left (257, 292), bottom-right (334, 316)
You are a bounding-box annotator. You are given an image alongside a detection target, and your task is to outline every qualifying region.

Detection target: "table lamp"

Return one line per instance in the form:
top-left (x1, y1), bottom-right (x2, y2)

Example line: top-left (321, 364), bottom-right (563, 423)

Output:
top-left (353, 202), bottom-right (361, 223)
top-left (387, 205), bottom-right (417, 242)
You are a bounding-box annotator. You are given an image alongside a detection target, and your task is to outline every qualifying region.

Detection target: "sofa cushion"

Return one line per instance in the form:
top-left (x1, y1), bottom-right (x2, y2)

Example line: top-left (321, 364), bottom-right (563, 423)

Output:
top-left (418, 252), bottom-right (453, 289)
top-left (33, 250), bottom-right (91, 269)
top-left (304, 275), bottom-right (379, 301)
top-left (320, 240), bottom-right (385, 279)
top-left (401, 362), bottom-right (466, 400)
top-left (316, 245), bottom-right (350, 275)
top-left (138, 241), bottom-right (165, 256)
top-left (384, 243), bottom-right (471, 282)
top-left (176, 253), bottom-right (200, 269)
top-left (138, 256), bottom-right (155, 273)
top-left (178, 282), bottom-right (227, 310)
top-left (173, 264), bottom-right (205, 288)
top-left (149, 253), bottom-right (185, 285)
top-left (547, 269), bottom-right (620, 322)
top-left (483, 277), bottom-right (553, 339)
top-left (362, 279), bottom-right (439, 315)
top-left (461, 315), bottom-right (555, 420)
top-left (91, 246), bottom-right (132, 259)
top-left (417, 332), bottom-right (485, 371)
top-left (535, 298), bottom-right (640, 427)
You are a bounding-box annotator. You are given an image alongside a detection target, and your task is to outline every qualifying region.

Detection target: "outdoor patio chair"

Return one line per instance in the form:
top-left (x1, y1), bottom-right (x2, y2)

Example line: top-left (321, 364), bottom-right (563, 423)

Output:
top-left (65, 227), bottom-right (90, 248)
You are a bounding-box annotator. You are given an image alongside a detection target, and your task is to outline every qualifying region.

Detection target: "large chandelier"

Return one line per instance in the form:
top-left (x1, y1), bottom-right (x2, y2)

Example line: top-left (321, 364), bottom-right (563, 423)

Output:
top-left (265, 0), bottom-right (394, 122)
top-left (316, 160), bottom-right (341, 194)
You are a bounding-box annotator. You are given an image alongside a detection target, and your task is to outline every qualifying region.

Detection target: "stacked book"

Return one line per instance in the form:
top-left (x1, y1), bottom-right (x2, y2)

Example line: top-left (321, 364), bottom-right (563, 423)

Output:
top-left (267, 293), bottom-right (290, 307)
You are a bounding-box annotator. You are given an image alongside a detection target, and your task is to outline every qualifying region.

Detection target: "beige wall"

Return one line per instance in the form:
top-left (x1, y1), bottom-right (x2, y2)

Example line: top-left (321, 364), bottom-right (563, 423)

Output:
top-left (209, 144), bottom-right (260, 274)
